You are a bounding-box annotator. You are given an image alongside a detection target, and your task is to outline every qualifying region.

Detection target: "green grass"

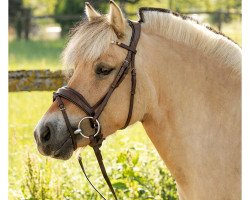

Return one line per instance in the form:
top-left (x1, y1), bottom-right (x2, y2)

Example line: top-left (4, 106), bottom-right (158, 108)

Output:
top-left (9, 39), bottom-right (66, 71)
top-left (9, 92), bottom-right (177, 200)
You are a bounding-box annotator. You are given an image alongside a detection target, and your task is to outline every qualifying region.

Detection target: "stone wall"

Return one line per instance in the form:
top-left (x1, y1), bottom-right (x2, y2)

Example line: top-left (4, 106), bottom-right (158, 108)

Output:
top-left (9, 70), bottom-right (67, 92)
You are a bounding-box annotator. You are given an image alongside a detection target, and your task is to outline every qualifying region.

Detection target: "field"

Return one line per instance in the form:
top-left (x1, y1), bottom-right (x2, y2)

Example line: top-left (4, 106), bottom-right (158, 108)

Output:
top-left (9, 39), bottom-right (66, 71)
top-left (9, 19), bottom-right (241, 199)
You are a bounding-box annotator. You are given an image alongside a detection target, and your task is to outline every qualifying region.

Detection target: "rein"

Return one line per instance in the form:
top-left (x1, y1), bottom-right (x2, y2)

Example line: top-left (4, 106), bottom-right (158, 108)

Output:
top-left (53, 20), bottom-right (141, 200)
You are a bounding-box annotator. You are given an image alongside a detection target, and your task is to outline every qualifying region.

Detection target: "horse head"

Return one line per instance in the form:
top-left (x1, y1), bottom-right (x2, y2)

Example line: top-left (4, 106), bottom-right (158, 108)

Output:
top-left (34, 1), bottom-right (151, 160)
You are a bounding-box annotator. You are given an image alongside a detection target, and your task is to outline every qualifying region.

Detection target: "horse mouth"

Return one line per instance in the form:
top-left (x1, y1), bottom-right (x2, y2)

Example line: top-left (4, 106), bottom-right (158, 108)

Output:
top-left (51, 137), bottom-right (74, 160)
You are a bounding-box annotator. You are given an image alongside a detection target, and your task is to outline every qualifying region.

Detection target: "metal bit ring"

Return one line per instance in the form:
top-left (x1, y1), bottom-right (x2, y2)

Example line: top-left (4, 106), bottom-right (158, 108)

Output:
top-left (74, 116), bottom-right (100, 139)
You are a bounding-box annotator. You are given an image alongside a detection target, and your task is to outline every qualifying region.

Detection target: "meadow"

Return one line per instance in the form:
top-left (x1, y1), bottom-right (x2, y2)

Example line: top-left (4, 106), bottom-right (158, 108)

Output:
top-left (9, 39), bottom-right (66, 71)
top-left (9, 19), bottom-right (241, 199)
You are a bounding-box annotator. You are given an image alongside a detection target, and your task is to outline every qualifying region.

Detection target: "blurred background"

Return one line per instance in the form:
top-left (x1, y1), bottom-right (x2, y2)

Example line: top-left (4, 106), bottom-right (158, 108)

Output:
top-left (8, 0), bottom-right (241, 199)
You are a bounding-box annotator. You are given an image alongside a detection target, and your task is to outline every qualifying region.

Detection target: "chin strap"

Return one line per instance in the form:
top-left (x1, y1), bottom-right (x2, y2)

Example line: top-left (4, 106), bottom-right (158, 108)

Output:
top-left (78, 135), bottom-right (118, 200)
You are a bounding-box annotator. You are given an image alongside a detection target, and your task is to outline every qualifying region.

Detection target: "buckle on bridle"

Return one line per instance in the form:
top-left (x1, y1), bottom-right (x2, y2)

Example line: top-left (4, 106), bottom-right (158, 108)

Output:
top-left (60, 107), bottom-right (66, 111)
top-left (59, 104), bottom-right (66, 111)
top-left (74, 116), bottom-right (101, 139)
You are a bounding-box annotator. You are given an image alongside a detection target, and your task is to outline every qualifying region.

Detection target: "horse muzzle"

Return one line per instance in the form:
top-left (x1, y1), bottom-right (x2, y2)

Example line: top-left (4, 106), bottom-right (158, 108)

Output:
top-left (34, 119), bottom-right (75, 160)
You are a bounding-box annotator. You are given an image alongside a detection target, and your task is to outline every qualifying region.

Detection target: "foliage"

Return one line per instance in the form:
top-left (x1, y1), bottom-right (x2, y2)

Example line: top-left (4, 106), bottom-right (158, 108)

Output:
top-left (207, 0), bottom-right (241, 30)
top-left (9, 0), bottom-right (23, 24)
top-left (9, 0), bottom-right (24, 39)
top-left (17, 0), bottom-right (241, 37)
top-left (147, 0), bottom-right (241, 12)
top-left (209, 0), bottom-right (241, 11)
top-left (54, 0), bottom-right (110, 36)
top-left (23, 0), bottom-right (57, 16)
top-left (54, 0), bottom-right (85, 36)
top-left (53, 0), bottom-right (148, 35)
top-left (125, 0), bottom-right (241, 29)
top-left (169, 0), bottom-right (241, 29)
top-left (20, 146), bottom-right (177, 200)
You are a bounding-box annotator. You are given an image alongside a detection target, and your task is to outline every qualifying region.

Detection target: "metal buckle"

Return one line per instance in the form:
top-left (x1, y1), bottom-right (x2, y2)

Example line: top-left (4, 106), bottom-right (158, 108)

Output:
top-left (59, 105), bottom-right (66, 111)
top-left (74, 116), bottom-right (101, 139)
top-left (60, 107), bottom-right (66, 111)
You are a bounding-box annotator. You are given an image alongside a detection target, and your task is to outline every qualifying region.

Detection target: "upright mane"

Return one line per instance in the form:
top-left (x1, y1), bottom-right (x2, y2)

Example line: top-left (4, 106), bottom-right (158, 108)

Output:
top-left (62, 7), bottom-right (241, 75)
top-left (139, 8), bottom-right (241, 69)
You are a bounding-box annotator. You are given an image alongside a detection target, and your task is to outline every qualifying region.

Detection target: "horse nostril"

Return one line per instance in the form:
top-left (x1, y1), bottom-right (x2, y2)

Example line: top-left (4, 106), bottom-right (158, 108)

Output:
top-left (41, 128), bottom-right (51, 143)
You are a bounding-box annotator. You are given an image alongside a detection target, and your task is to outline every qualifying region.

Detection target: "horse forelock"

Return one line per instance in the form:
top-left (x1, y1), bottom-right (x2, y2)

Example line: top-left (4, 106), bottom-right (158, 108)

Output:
top-left (62, 17), bottom-right (117, 77)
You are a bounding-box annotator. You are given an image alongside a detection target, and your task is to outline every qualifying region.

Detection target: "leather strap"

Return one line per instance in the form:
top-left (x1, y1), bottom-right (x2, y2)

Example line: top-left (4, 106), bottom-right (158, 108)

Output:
top-left (53, 93), bottom-right (77, 149)
top-left (90, 135), bottom-right (118, 200)
top-left (54, 87), bottom-right (94, 116)
top-left (78, 156), bottom-right (107, 199)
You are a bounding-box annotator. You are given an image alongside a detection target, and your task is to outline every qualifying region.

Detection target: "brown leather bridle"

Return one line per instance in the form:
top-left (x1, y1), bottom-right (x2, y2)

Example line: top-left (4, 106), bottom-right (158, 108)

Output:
top-left (53, 20), bottom-right (141, 200)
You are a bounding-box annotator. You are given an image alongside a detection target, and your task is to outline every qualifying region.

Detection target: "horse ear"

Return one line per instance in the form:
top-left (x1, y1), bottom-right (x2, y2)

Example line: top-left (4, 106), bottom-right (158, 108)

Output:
top-left (108, 0), bottom-right (126, 38)
top-left (85, 2), bottom-right (101, 21)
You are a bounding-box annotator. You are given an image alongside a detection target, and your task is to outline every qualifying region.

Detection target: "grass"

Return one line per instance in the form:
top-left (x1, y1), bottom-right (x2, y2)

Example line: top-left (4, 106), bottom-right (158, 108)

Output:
top-left (9, 39), bottom-right (66, 71)
top-left (9, 92), bottom-right (177, 200)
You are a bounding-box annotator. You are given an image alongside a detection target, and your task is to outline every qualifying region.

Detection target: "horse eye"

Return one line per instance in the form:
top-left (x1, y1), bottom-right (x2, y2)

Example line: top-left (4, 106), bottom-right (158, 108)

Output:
top-left (95, 65), bottom-right (114, 76)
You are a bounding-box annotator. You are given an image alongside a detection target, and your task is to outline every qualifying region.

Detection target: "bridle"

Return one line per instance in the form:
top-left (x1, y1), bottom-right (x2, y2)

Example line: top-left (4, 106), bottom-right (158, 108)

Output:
top-left (53, 20), bottom-right (141, 200)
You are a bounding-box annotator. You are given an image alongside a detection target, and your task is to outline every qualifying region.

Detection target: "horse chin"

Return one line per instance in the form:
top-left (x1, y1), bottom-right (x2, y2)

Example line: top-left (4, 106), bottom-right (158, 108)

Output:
top-left (51, 138), bottom-right (74, 160)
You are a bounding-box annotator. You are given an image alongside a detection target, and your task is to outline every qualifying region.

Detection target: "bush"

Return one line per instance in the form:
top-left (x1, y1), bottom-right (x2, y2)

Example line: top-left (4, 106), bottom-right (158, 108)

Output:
top-left (21, 147), bottom-right (178, 200)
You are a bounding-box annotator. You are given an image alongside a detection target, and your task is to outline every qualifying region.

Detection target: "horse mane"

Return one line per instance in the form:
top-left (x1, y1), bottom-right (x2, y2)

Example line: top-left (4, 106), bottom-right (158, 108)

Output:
top-left (62, 7), bottom-right (241, 77)
top-left (138, 7), bottom-right (241, 68)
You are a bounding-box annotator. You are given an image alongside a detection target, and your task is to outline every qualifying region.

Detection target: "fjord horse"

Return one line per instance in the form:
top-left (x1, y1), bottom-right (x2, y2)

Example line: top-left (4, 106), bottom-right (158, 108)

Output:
top-left (34, 1), bottom-right (241, 199)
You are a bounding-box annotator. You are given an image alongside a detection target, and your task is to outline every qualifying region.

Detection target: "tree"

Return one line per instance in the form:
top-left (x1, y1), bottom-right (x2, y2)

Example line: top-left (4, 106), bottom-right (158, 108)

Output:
top-left (169, 0), bottom-right (241, 29)
top-left (9, 0), bottom-right (25, 39)
top-left (23, 0), bottom-right (57, 16)
top-left (117, 0), bottom-right (140, 16)
top-left (54, 0), bottom-right (109, 36)
top-left (208, 0), bottom-right (241, 30)
top-left (9, 0), bottom-right (23, 23)
top-left (54, 0), bottom-right (146, 36)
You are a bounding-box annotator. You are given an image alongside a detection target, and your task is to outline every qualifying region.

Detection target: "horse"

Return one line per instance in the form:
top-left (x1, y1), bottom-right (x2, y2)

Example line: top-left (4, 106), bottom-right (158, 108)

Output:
top-left (34, 1), bottom-right (241, 200)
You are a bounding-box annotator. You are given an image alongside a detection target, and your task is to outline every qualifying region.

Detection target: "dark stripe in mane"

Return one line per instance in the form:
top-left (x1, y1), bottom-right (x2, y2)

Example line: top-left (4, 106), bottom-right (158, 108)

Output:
top-left (138, 7), bottom-right (238, 46)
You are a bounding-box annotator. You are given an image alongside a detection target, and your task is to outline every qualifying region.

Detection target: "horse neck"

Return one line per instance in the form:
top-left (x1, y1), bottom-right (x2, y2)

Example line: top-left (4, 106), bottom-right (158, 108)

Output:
top-left (139, 31), bottom-right (241, 199)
